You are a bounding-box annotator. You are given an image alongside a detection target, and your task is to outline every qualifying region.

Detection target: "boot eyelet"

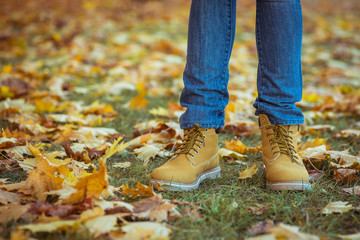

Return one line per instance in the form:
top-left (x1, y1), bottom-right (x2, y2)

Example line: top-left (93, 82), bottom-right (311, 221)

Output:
top-left (191, 155), bottom-right (195, 158)
top-left (204, 136), bottom-right (206, 139)
top-left (199, 146), bottom-right (202, 149)
top-left (195, 150), bottom-right (199, 154)
top-left (205, 129), bottom-right (208, 132)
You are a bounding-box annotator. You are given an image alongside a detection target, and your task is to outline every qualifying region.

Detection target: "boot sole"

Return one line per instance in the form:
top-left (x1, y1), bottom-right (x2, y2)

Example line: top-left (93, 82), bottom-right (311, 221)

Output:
top-left (150, 166), bottom-right (221, 191)
top-left (266, 181), bottom-right (311, 191)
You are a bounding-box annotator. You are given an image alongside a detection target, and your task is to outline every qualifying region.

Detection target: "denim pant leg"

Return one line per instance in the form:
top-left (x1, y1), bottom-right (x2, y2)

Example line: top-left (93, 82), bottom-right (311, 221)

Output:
top-left (179, 0), bottom-right (237, 129)
top-left (253, 0), bottom-right (304, 125)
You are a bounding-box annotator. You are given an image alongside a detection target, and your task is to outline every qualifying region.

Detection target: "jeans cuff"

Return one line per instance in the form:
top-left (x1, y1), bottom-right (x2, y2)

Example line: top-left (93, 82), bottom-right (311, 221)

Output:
top-left (180, 123), bottom-right (224, 129)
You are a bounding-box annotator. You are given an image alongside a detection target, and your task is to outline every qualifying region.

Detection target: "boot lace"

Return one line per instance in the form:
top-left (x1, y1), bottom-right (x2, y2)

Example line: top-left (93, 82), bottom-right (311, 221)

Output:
top-left (174, 123), bottom-right (205, 159)
top-left (265, 124), bottom-right (302, 165)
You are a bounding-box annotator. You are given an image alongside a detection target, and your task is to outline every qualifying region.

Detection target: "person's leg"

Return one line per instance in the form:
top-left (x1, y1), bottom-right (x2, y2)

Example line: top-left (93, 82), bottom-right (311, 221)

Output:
top-left (179, 0), bottom-right (237, 129)
top-left (253, 0), bottom-right (304, 125)
top-left (150, 0), bottom-right (237, 191)
top-left (254, 0), bottom-right (310, 191)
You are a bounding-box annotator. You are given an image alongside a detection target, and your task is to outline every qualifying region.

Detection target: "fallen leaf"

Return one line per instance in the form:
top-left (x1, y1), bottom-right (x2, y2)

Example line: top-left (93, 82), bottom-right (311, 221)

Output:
top-left (342, 186), bottom-right (360, 196)
top-left (239, 163), bottom-right (259, 180)
top-left (61, 161), bottom-right (109, 204)
top-left (0, 203), bottom-right (31, 224)
top-left (134, 144), bottom-right (161, 166)
top-left (334, 169), bottom-right (359, 184)
top-left (122, 182), bottom-right (155, 199)
top-left (225, 140), bottom-right (261, 154)
top-left (247, 204), bottom-right (270, 216)
top-left (322, 201), bottom-right (354, 215)
top-left (110, 222), bottom-right (171, 240)
top-left (0, 189), bottom-right (23, 205)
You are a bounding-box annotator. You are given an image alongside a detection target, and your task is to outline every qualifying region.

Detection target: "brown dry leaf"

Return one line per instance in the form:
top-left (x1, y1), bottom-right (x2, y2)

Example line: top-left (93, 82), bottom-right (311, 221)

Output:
top-left (180, 206), bottom-right (202, 221)
top-left (23, 143), bottom-right (70, 201)
top-left (61, 140), bottom-right (92, 163)
top-left (247, 204), bottom-right (270, 216)
top-left (148, 203), bottom-right (181, 222)
top-left (334, 169), bottom-right (359, 184)
top-left (239, 163), bottom-right (259, 180)
top-left (134, 144), bottom-right (161, 166)
top-left (128, 93), bottom-right (149, 109)
top-left (0, 78), bottom-right (33, 100)
top-left (0, 203), bottom-right (31, 224)
top-left (122, 182), bottom-right (155, 199)
top-left (223, 120), bottom-right (259, 136)
top-left (225, 140), bottom-right (261, 155)
top-left (247, 220), bottom-right (275, 237)
top-left (322, 201), bottom-right (354, 215)
top-left (109, 222), bottom-right (171, 240)
top-left (342, 186), bottom-right (360, 196)
top-left (0, 188), bottom-right (23, 205)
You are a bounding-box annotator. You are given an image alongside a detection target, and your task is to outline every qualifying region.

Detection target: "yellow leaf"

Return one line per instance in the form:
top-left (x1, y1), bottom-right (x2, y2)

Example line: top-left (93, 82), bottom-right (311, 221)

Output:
top-left (100, 136), bottom-right (128, 164)
top-left (35, 99), bottom-right (57, 113)
top-left (61, 161), bottom-right (109, 204)
top-left (0, 86), bottom-right (15, 98)
top-left (298, 137), bottom-right (329, 151)
top-left (225, 140), bottom-right (261, 154)
top-left (239, 163), bottom-right (258, 180)
top-left (23, 143), bottom-right (69, 201)
top-left (122, 182), bottom-right (155, 199)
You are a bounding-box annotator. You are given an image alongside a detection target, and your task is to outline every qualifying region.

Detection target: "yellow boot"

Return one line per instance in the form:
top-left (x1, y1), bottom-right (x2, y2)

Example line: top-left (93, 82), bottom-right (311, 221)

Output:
top-left (259, 114), bottom-right (310, 191)
top-left (150, 124), bottom-right (220, 191)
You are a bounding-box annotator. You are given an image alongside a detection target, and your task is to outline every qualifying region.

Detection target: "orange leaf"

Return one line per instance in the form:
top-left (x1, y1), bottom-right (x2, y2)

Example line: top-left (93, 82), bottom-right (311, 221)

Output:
top-left (122, 182), bottom-right (155, 199)
top-left (225, 140), bottom-right (261, 154)
top-left (61, 161), bottom-right (109, 204)
top-left (128, 93), bottom-right (148, 109)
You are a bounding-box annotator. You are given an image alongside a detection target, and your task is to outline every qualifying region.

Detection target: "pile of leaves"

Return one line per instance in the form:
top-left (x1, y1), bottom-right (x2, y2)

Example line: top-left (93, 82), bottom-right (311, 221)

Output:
top-left (0, 0), bottom-right (360, 239)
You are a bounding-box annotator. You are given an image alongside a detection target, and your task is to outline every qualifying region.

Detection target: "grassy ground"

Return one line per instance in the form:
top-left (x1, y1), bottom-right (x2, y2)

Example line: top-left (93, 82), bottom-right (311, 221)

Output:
top-left (1, 0), bottom-right (360, 239)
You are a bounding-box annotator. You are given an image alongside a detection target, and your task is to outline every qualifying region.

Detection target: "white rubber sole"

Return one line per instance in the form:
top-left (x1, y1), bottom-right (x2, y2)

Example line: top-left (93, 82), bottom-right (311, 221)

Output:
top-left (150, 166), bottom-right (221, 191)
top-left (266, 181), bottom-right (312, 191)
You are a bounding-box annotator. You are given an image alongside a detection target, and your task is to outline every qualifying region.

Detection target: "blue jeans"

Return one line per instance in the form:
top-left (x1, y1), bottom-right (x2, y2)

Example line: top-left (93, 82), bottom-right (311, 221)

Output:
top-left (179, 0), bottom-right (304, 129)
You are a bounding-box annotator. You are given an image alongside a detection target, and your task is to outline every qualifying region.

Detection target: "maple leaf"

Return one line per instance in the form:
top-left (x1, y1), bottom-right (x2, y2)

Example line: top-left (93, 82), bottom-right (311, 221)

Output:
top-left (122, 182), bottom-right (155, 199)
top-left (298, 137), bottom-right (329, 151)
top-left (61, 160), bottom-right (109, 204)
top-left (128, 93), bottom-right (149, 109)
top-left (225, 140), bottom-right (261, 154)
top-left (239, 163), bottom-right (259, 180)
top-left (23, 143), bottom-right (70, 201)
top-left (134, 144), bottom-right (161, 166)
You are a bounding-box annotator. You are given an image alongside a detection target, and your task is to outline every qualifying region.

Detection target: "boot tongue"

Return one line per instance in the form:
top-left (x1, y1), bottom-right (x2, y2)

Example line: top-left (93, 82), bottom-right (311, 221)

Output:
top-left (259, 114), bottom-right (271, 127)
